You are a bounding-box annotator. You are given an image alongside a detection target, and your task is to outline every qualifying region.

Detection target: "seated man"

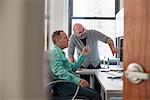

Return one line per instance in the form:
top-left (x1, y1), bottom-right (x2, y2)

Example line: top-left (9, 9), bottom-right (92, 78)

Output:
top-left (48, 30), bottom-right (101, 100)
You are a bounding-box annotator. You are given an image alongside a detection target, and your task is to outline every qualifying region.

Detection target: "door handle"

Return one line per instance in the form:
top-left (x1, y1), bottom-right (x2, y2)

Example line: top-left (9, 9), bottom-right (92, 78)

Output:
top-left (125, 63), bottom-right (150, 84)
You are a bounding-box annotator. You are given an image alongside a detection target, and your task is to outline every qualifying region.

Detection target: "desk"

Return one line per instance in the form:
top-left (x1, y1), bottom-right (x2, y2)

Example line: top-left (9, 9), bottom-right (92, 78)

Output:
top-left (95, 71), bottom-right (123, 100)
top-left (76, 66), bottom-right (123, 100)
top-left (76, 69), bottom-right (100, 89)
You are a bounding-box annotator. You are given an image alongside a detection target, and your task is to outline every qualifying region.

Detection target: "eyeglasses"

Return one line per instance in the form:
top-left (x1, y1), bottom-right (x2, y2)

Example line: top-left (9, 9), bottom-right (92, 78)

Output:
top-left (78, 29), bottom-right (85, 34)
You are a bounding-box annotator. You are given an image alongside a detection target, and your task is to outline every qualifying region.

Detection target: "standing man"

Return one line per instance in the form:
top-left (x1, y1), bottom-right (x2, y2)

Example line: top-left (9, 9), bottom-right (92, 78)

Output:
top-left (48, 30), bottom-right (101, 100)
top-left (68, 23), bottom-right (118, 68)
top-left (68, 23), bottom-right (118, 92)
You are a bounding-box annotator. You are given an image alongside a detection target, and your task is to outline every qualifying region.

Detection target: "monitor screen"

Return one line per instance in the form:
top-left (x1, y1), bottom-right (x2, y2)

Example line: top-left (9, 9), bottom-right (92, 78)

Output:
top-left (120, 38), bottom-right (123, 62)
top-left (115, 37), bottom-right (123, 68)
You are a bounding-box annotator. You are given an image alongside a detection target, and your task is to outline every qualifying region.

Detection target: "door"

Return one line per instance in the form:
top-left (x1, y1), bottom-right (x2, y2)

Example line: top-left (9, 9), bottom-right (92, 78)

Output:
top-left (123, 0), bottom-right (150, 100)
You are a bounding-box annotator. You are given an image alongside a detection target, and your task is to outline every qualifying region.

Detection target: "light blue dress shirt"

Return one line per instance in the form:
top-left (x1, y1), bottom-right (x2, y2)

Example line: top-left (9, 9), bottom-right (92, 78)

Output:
top-left (48, 45), bottom-right (86, 85)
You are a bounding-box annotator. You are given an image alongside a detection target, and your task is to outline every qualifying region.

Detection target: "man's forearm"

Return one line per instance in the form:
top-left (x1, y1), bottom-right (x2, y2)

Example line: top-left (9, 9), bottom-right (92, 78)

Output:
top-left (108, 39), bottom-right (116, 56)
top-left (108, 39), bottom-right (114, 48)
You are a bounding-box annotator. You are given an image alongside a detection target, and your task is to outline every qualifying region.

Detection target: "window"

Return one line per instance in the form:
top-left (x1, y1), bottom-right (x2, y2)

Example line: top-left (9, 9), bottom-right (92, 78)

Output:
top-left (69, 0), bottom-right (116, 59)
top-left (73, 0), bottom-right (115, 17)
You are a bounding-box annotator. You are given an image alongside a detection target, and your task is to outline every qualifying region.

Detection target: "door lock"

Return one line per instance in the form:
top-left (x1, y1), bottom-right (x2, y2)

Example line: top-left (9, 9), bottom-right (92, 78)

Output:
top-left (125, 63), bottom-right (150, 84)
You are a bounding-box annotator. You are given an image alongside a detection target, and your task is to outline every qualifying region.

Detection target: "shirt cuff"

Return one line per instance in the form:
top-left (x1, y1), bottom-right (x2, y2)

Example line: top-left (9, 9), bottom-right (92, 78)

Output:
top-left (106, 38), bottom-right (112, 43)
top-left (79, 54), bottom-right (86, 60)
top-left (74, 77), bottom-right (81, 85)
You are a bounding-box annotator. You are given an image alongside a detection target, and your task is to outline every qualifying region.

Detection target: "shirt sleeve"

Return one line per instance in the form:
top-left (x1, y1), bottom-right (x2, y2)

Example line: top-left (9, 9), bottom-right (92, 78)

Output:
top-left (93, 30), bottom-right (111, 43)
top-left (68, 35), bottom-right (76, 58)
top-left (50, 51), bottom-right (81, 85)
top-left (71, 54), bottom-right (86, 72)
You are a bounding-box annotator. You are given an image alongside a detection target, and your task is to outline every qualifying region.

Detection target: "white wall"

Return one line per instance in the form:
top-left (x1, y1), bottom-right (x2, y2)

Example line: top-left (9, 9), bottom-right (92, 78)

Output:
top-left (49, 0), bottom-right (69, 44)
top-left (0, 0), bottom-right (45, 100)
top-left (120, 0), bottom-right (124, 9)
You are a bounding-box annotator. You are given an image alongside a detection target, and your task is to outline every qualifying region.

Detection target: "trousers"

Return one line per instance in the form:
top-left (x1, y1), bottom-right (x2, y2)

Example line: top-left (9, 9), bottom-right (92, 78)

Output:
top-left (53, 82), bottom-right (101, 100)
top-left (80, 63), bottom-right (101, 95)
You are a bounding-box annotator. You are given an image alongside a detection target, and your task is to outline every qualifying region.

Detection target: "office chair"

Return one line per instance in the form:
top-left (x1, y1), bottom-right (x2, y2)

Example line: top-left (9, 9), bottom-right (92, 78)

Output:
top-left (44, 52), bottom-right (90, 100)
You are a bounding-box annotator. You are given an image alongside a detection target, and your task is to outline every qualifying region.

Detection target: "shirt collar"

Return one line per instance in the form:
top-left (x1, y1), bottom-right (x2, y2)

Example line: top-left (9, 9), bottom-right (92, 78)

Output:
top-left (53, 45), bottom-right (65, 55)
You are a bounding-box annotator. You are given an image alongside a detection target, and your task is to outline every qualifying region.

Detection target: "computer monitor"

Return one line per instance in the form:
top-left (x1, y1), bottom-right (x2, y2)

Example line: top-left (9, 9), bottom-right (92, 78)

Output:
top-left (115, 36), bottom-right (123, 68)
top-left (115, 8), bottom-right (124, 67)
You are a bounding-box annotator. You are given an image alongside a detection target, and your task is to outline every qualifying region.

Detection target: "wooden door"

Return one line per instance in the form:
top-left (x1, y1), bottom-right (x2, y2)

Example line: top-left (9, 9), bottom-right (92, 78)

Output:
top-left (123, 0), bottom-right (150, 100)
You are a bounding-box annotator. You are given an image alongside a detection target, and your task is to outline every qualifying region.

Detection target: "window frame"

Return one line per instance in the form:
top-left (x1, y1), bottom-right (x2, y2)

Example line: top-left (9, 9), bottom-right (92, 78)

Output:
top-left (68, 0), bottom-right (117, 36)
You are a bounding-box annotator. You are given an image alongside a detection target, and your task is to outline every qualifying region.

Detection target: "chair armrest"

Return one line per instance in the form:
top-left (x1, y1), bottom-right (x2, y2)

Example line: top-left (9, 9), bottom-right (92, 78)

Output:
top-left (46, 80), bottom-right (67, 87)
top-left (46, 80), bottom-right (80, 100)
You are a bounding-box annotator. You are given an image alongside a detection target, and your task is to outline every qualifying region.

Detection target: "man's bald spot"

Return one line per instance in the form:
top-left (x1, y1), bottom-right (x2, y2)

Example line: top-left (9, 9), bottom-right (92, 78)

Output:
top-left (73, 23), bottom-right (84, 32)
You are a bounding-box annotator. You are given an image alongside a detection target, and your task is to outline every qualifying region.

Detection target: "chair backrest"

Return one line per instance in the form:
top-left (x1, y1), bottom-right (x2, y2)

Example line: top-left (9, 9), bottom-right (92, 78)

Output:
top-left (44, 52), bottom-right (71, 99)
top-left (43, 51), bottom-right (52, 84)
top-left (43, 51), bottom-right (53, 98)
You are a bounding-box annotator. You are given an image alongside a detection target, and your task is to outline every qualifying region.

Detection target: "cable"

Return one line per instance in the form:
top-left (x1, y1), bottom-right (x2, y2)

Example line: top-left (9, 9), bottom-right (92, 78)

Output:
top-left (72, 85), bottom-right (80, 100)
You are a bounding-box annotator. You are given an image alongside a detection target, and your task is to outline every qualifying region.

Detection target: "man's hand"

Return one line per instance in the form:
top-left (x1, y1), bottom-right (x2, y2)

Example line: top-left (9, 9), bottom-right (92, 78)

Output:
top-left (82, 45), bottom-right (90, 56)
top-left (79, 79), bottom-right (89, 88)
top-left (108, 39), bottom-right (119, 56)
top-left (111, 47), bottom-right (119, 56)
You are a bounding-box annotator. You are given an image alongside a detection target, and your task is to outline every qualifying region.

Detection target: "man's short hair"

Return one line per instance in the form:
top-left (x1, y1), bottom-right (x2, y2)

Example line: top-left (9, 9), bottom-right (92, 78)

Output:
top-left (52, 30), bottom-right (63, 44)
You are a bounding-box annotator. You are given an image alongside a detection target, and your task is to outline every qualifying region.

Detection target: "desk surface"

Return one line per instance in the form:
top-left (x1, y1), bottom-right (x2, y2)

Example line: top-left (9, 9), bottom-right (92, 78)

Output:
top-left (95, 71), bottom-right (123, 93)
top-left (76, 67), bottom-right (123, 92)
top-left (76, 65), bottom-right (123, 75)
top-left (76, 67), bottom-right (123, 100)
top-left (76, 69), bottom-right (100, 75)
